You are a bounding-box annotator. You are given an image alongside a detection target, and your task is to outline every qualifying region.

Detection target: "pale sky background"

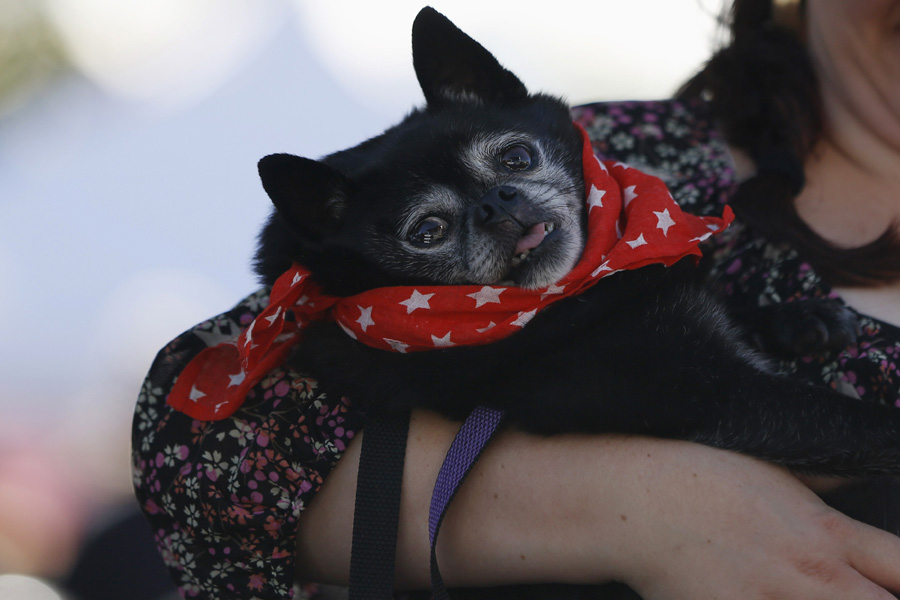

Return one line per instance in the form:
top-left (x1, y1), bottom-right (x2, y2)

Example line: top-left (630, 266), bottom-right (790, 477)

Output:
top-left (0, 0), bottom-right (722, 526)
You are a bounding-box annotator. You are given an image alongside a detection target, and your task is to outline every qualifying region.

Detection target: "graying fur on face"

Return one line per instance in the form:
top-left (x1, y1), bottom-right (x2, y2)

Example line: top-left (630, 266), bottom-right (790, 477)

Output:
top-left (378, 131), bottom-right (585, 289)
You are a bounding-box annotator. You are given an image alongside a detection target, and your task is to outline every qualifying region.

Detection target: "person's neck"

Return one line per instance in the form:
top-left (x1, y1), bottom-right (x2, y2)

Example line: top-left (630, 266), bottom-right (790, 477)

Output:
top-left (798, 111), bottom-right (900, 324)
top-left (794, 113), bottom-right (900, 250)
top-left (818, 96), bottom-right (900, 183)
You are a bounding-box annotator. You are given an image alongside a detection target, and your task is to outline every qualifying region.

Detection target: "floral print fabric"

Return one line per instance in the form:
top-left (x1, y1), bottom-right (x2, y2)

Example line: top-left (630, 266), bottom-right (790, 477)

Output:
top-left (133, 98), bottom-right (900, 600)
top-left (133, 288), bottom-right (363, 599)
top-left (706, 224), bottom-right (900, 405)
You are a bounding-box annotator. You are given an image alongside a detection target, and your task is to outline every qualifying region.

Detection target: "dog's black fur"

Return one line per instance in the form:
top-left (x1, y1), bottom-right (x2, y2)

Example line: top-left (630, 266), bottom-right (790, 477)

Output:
top-left (253, 7), bottom-right (900, 597)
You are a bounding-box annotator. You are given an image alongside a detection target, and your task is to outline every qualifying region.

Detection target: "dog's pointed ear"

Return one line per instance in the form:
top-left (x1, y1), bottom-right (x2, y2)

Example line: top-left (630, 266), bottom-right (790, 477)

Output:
top-left (258, 154), bottom-right (349, 240)
top-left (412, 6), bottom-right (528, 107)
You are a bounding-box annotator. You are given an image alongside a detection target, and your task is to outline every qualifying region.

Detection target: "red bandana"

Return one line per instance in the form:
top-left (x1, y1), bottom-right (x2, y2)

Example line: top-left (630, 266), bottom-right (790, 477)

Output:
top-left (168, 124), bottom-right (734, 420)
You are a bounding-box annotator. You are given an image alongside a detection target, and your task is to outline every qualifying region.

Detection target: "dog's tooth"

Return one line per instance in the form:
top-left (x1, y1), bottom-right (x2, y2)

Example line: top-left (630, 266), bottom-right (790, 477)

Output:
top-left (511, 249), bottom-right (530, 267)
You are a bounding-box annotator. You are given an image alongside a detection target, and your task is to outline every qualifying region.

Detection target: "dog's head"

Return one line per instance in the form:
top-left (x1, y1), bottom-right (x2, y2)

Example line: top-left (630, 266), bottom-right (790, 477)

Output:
top-left (256, 7), bottom-right (585, 296)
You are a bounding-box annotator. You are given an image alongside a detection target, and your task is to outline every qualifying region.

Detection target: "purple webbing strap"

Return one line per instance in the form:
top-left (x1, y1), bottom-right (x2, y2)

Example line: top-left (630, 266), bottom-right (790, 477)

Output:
top-left (428, 406), bottom-right (505, 599)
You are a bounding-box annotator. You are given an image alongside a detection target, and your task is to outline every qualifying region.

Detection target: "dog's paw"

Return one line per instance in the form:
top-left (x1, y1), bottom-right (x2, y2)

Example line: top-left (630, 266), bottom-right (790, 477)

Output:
top-left (746, 298), bottom-right (859, 358)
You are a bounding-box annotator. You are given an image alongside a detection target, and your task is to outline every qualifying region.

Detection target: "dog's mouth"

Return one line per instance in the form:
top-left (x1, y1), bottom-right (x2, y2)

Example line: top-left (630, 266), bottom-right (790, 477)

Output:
top-left (493, 220), bottom-right (572, 288)
top-left (509, 221), bottom-right (556, 268)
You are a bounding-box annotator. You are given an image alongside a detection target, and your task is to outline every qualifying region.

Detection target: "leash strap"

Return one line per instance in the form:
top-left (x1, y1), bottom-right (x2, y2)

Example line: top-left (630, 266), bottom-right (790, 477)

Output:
top-left (347, 406), bottom-right (504, 600)
top-left (428, 407), bottom-right (506, 600)
top-left (348, 409), bottom-right (411, 600)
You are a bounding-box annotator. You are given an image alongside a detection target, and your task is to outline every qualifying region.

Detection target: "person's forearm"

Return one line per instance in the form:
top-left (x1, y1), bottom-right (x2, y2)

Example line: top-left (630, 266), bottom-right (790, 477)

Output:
top-left (297, 409), bottom-right (900, 599)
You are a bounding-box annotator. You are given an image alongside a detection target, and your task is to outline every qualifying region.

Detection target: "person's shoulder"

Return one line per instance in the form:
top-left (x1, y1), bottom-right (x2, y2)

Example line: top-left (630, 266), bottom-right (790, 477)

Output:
top-left (571, 98), bottom-right (737, 215)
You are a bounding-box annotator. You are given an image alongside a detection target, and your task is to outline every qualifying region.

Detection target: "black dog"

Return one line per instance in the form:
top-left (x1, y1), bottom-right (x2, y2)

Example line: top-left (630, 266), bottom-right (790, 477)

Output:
top-left (254, 7), bottom-right (897, 479)
top-left (248, 7), bottom-right (900, 599)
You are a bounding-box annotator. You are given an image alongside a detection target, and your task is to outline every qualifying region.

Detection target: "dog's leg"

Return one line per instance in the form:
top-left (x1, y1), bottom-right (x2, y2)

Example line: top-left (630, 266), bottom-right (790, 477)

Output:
top-left (728, 298), bottom-right (859, 358)
top-left (682, 369), bottom-right (900, 477)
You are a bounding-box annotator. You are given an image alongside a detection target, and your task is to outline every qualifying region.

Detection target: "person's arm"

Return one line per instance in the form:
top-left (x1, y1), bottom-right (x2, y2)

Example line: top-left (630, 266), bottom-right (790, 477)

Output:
top-left (296, 410), bottom-right (900, 599)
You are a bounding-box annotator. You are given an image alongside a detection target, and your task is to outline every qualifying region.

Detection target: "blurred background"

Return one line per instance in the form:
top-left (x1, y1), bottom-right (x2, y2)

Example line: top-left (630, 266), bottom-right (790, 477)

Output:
top-left (0, 0), bottom-right (720, 597)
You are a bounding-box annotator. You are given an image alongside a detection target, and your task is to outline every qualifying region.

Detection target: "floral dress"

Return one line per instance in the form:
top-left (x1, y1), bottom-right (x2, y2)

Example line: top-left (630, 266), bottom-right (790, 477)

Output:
top-left (132, 98), bottom-right (900, 600)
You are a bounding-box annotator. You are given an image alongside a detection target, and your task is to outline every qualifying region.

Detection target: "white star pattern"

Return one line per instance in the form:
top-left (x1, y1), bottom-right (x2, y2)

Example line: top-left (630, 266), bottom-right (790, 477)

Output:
top-left (614, 161), bottom-right (631, 170)
top-left (594, 156), bottom-right (609, 172)
top-left (356, 305), bottom-right (375, 332)
top-left (243, 320), bottom-right (256, 347)
top-left (291, 272), bottom-right (304, 286)
top-left (476, 322), bottom-right (496, 333)
top-left (227, 371), bottom-right (246, 387)
top-left (591, 261), bottom-right (613, 278)
top-left (264, 306), bottom-right (283, 326)
top-left (627, 233), bottom-right (647, 249)
top-left (690, 233), bottom-right (713, 243)
top-left (654, 208), bottom-right (676, 236)
top-left (540, 284), bottom-right (567, 301)
top-left (587, 185), bottom-right (606, 212)
top-left (338, 321), bottom-right (358, 340)
top-left (467, 286), bottom-right (505, 308)
top-left (512, 309), bottom-right (537, 327)
top-left (623, 185), bottom-right (638, 207)
top-left (399, 289), bottom-right (434, 314)
top-left (189, 386), bottom-right (206, 401)
top-left (384, 338), bottom-right (409, 353)
top-left (431, 332), bottom-right (454, 347)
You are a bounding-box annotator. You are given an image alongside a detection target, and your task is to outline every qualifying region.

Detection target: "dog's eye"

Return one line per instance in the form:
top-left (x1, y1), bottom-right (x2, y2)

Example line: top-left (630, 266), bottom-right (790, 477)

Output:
top-left (408, 217), bottom-right (448, 247)
top-left (500, 145), bottom-right (533, 171)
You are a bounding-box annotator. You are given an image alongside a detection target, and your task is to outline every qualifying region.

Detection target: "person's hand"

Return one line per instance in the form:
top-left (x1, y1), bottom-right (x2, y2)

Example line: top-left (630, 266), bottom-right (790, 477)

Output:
top-left (604, 440), bottom-right (900, 599)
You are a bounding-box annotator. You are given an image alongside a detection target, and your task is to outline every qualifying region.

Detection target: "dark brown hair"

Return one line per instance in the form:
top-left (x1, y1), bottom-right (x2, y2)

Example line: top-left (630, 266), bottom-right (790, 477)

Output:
top-left (677, 0), bottom-right (900, 286)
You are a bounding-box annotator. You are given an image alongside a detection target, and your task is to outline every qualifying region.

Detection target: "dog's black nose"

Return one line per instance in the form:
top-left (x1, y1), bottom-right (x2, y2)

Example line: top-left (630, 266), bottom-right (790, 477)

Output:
top-left (477, 185), bottom-right (519, 226)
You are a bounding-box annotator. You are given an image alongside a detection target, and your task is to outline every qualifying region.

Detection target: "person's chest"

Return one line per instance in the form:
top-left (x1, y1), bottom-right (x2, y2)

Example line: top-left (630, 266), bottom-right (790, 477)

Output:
top-left (834, 283), bottom-right (900, 329)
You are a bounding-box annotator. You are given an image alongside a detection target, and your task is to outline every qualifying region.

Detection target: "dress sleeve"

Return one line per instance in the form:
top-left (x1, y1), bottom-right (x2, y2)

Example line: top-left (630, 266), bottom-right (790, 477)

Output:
top-left (132, 288), bottom-right (364, 600)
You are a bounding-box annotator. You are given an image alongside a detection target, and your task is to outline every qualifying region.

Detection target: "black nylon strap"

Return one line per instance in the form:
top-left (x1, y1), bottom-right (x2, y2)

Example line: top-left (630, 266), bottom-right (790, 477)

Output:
top-left (348, 410), bottom-right (411, 600)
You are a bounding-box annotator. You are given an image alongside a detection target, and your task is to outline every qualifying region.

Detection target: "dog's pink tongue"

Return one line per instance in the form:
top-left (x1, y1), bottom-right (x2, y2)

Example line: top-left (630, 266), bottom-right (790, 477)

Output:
top-left (515, 223), bottom-right (547, 254)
